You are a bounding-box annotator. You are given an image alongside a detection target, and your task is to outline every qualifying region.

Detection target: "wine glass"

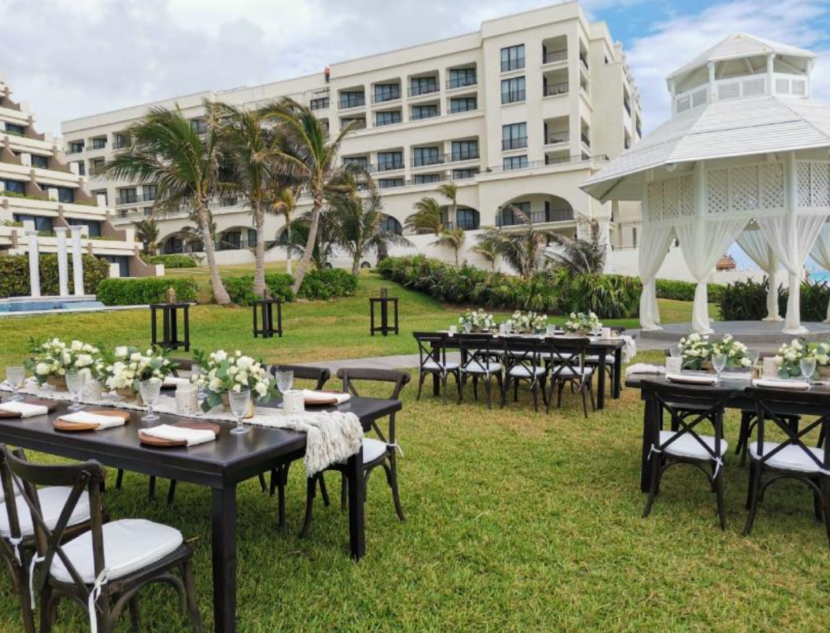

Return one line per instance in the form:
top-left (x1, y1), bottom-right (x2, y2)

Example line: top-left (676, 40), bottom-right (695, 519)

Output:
top-left (712, 353), bottom-right (727, 382)
top-left (463, 321), bottom-right (472, 334)
top-left (191, 364), bottom-right (205, 406)
top-left (800, 357), bottom-right (817, 384)
top-left (669, 345), bottom-right (682, 358)
top-left (66, 371), bottom-right (86, 411)
top-left (228, 388), bottom-right (251, 435)
top-left (5, 366), bottom-right (25, 402)
top-left (139, 378), bottom-right (162, 422)
top-left (274, 370), bottom-right (293, 407)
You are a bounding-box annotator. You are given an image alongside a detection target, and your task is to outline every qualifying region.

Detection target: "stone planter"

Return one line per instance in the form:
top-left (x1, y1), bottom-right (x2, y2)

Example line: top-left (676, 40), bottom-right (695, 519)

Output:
top-left (220, 393), bottom-right (255, 419)
top-left (46, 375), bottom-right (67, 391)
top-left (116, 388), bottom-right (143, 406)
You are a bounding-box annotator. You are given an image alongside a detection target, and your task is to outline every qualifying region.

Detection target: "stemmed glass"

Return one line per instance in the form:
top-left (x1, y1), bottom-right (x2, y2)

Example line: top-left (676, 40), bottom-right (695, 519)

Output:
top-left (463, 321), bottom-right (472, 334)
top-left (139, 379), bottom-right (162, 422)
top-left (5, 366), bottom-right (25, 402)
top-left (191, 364), bottom-right (205, 409)
top-left (669, 345), bottom-right (682, 358)
top-left (66, 371), bottom-right (86, 411)
top-left (275, 370), bottom-right (294, 407)
top-left (712, 353), bottom-right (727, 382)
top-left (800, 356), bottom-right (817, 385)
top-left (229, 389), bottom-right (251, 435)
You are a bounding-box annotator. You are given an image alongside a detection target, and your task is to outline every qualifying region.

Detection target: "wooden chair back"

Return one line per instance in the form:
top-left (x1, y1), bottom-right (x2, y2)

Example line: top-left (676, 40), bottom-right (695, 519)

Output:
top-left (335, 368), bottom-right (410, 446)
top-left (501, 336), bottom-right (545, 375)
top-left (545, 336), bottom-right (590, 378)
top-left (457, 333), bottom-right (498, 372)
top-left (413, 332), bottom-right (449, 371)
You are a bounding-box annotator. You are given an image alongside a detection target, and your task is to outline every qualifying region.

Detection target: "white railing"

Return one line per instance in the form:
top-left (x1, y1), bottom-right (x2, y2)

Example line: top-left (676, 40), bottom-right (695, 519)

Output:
top-left (674, 72), bottom-right (810, 115)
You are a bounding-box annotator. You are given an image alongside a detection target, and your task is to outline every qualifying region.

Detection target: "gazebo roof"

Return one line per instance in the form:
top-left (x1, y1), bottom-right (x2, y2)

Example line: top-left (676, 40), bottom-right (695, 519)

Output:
top-left (582, 95), bottom-right (830, 202)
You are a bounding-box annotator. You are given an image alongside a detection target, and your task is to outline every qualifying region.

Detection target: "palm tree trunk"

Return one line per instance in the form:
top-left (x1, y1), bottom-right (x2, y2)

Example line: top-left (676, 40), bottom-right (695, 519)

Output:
top-left (285, 216), bottom-right (293, 275)
top-left (352, 252), bottom-right (360, 276)
top-left (200, 207), bottom-right (230, 304)
top-left (253, 202), bottom-right (266, 298)
top-left (292, 192), bottom-right (321, 293)
top-left (454, 247), bottom-right (459, 267)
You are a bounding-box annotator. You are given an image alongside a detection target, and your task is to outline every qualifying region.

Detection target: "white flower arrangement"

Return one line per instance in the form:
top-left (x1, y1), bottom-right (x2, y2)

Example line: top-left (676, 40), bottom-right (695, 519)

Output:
top-left (459, 310), bottom-right (495, 332)
top-left (510, 310), bottom-right (548, 333)
top-left (103, 346), bottom-right (175, 394)
top-left (26, 337), bottom-right (104, 384)
top-left (563, 312), bottom-right (601, 334)
top-left (774, 338), bottom-right (830, 378)
top-left (680, 333), bottom-right (752, 370)
top-left (192, 349), bottom-right (276, 412)
top-left (710, 334), bottom-right (752, 369)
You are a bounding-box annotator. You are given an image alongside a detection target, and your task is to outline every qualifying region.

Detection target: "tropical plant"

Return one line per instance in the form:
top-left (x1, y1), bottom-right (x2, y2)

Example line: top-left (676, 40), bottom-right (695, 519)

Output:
top-left (260, 97), bottom-right (356, 293)
top-left (546, 219), bottom-right (607, 275)
top-left (104, 104), bottom-right (231, 303)
top-left (472, 233), bottom-right (499, 272)
top-left (479, 207), bottom-right (558, 280)
top-left (135, 218), bottom-right (159, 255)
top-left (285, 210), bottom-right (338, 270)
top-left (271, 186), bottom-right (298, 274)
top-left (432, 227), bottom-right (465, 267)
top-left (438, 181), bottom-right (458, 227)
top-left (405, 197), bottom-right (445, 235)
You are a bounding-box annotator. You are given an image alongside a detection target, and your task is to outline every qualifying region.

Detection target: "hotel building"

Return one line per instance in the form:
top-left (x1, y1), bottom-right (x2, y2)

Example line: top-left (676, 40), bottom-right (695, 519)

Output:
top-left (61, 2), bottom-right (643, 268)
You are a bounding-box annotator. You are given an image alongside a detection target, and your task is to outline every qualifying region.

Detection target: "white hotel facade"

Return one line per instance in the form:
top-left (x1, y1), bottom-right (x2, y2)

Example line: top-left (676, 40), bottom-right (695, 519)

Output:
top-left (61, 2), bottom-right (644, 270)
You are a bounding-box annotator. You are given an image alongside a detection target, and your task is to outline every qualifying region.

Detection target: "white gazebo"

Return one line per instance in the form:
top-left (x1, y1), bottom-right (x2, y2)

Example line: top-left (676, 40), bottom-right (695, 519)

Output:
top-left (583, 33), bottom-right (830, 335)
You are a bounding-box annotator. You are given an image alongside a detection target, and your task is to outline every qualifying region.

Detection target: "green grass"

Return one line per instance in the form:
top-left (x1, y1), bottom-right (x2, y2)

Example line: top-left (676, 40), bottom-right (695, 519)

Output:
top-left (1, 276), bottom-right (823, 631)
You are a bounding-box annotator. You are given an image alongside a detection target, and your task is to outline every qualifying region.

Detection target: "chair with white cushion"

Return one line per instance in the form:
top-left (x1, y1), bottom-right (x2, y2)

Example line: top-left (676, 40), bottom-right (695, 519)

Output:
top-left (300, 368), bottom-right (410, 538)
top-left (501, 336), bottom-right (548, 412)
top-left (413, 332), bottom-right (460, 405)
top-left (458, 334), bottom-right (504, 410)
top-left (743, 388), bottom-right (830, 544)
top-left (544, 337), bottom-right (595, 418)
top-left (3, 448), bottom-right (202, 633)
top-left (641, 381), bottom-right (730, 529)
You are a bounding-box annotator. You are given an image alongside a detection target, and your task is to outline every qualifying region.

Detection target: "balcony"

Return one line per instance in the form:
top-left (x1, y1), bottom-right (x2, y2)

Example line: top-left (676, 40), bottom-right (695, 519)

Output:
top-left (545, 131), bottom-right (569, 145)
top-left (408, 84), bottom-right (439, 98)
top-left (310, 97), bottom-right (330, 110)
top-left (497, 208), bottom-right (574, 227)
top-left (543, 50), bottom-right (568, 65)
top-left (624, 98), bottom-right (631, 116)
top-left (579, 54), bottom-right (589, 72)
top-left (377, 160), bottom-right (405, 173)
top-left (117, 192), bottom-right (138, 205)
top-left (142, 190), bottom-right (157, 202)
top-left (581, 134), bottom-right (591, 148)
top-left (502, 137), bottom-right (528, 151)
top-left (446, 76), bottom-right (477, 90)
top-left (544, 82), bottom-right (569, 97)
top-left (341, 118), bottom-right (367, 130)
top-left (371, 90), bottom-right (402, 104)
top-left (410, 108), bottom-right (440, 121)
top-left (501, 90), bottom-right (526, 105)
top-left (338, 96), bottom-right (366, 110)
top-left (450, 150), bottom-right (479, 162)
top-left (487, 154), bottom-right (608, 174)
top-left (412, 154), bottom-right (445, 168)
top-left (501, 58), bottom-right (525, 73)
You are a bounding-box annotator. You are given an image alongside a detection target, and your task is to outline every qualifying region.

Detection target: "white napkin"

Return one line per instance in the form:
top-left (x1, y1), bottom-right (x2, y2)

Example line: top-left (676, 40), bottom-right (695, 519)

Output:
top-left (163, 376), bottom-right (191, 388)
top-left (141, 424), bottom-right (216, 446)
top-left (625, 363), bottom-right (665, 378)
top-left (59, 411), bottom-right (126, 430)
top-left (302, 390), bottom-right (351, 405)
top-left (666, 373), bottom-right (718, 385)
top-left (0, 401), bottom-right (49, 418)
top-left (752, 379), bottom-right (811, 391)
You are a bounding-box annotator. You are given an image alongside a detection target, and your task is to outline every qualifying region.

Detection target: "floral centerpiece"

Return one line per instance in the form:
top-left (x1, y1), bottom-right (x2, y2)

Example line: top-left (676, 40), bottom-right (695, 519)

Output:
top-left (710, 334), bottom-right (752, 370)
top-left (679, 333), bottom-right (752, 371)
top-left (26, 338), bottom-right (103, 391)
top-left (192, 349), bottom-right (276, 417)
top-left (563, 312), bottom-right (601, 336)
top-left (510, 310), bottom-right (547, 333)
top-left (774, 339), bottom-right (830, 378)
top-left (103, 346), bottom-right (176, 402)
top-left (459, 310), bottom-right (495, 332)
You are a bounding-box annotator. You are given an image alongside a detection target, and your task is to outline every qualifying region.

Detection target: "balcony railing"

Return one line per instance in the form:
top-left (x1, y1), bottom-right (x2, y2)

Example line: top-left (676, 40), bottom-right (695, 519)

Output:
top-left (339, 96), bottom-right (366, 110)
top-left (412, 153), bottom-right (445, 168)
top-left (545, 131), bottom-right (569, 145)
top-left (487, 154), bottom-right (608, 173)
top-left (216, 238), bottom-right (251, 252)
top-left (496, 208), bottom-right (574, 227)
top-left (142, 191), bottom-right (156, 202)
top-left (502, 137), bottom-right (528, 151)
top-left (310, 97), bottom-right (330, 110)
top-left (372, 90), bottom-right (402, 104)
top-left (544, 82), bottom-right (569, 97)
top-left (341, 119), bottom-right (367, 130)
top-left (501, 90), bottom-right (526, 104)
top-left (377, 160), bottom-right (405, 172)
top-left (446, 76), bottom-right (477, 90)
top-left (624, 99), bottom-right (631, 116)
top-left (408, 84), bottom-right (439, 97)
top-left (411, 109), bottom-right (440, 121)
top-left (580, 55), bottom-right (589, 71)
top-left (581, 133), bottom-right (591, 148)
top-left (375, 116), bottom-right (403, 127)
top-left (451, 150), bottom-right (479, 162)
top-left (117, 193), bottom-right (138, 205)
top-left (501, 58), bottom-right (525, 73)
top-left (543, 50), bottom-right (568, 64)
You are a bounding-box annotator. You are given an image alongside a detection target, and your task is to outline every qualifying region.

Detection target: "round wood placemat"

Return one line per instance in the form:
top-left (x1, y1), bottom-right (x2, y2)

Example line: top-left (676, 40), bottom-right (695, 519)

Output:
top-left (0, 399), bottom-right (59, 419)
top-left (138, 421), bottom-right (221, 447)
top-left (53, 410), bottom-right (131, 432)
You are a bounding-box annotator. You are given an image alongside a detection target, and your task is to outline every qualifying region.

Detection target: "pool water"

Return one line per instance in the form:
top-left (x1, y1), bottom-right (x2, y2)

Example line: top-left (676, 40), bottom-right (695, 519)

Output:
top-left (0, 299), bottom-right (105, 313)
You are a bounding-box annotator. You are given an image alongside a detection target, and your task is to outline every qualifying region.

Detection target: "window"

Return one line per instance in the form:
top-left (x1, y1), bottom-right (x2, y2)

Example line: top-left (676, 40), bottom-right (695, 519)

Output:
top-left (68, 141), bottom-right (85, 154)
top-left (448, 68), bottom-right (476, 89)
top-left (76, 162), bottom-right (85, 176)
top-left (377, 151), bottom-right (404, 171)
top-left (310, 97), bottom-right (330, 110)
top-left (118, 188), bottom-right (138, 204)
top-left (501, 77), bottom-right (526, 104)
top-left (343, 156), bottom-right (369, 169)
top-left (5, 123), bottom-right (25, 136)
top-left (3, 180), bottom-right (26, 195)
top-left (378, 178), bottom-right (405, 189)
top-left (500, 202), bottom-right (530, 226)
top-left (339, 91), bottom-right (365, 109)
top-left (450, 98), bottom-right (477, 114)
top-left (410, 77), bottom-right (438, 96)
top-left (411, 105), bottom-right (439, 120)
top-left (113, 134), bottom-right (130, 150)
top-left (30, 155), bottom-right (49, 169)
top-left (90, 159), bottom-right (105, 176)
top-left (413, 174), bottom-right (440, 185)
top-left (190, 119), bottom-right (207, 134)
top-left (456, 208), bottom-right (479, 230)
top-left (56, 187), bottom-right (75, 204)
top-left (452, 168), bottom-right (478, 180)
top-left (451, 141), bottom-right (479, 162)
top-left (341, 117), bottom-right (366, 130)
top-left (100, 255), bottom-right (130, 278)
top-left (69, 219), bottom-right (101, 237)
top-left (91, 137), bottom-right (107, 150)
top-left (502, 123), bottom-right (527, 151)
top-left (14, 214), bottom-right (53, 232)
top-left (375, 111), bottom-right (402, 127)
top-left (501, 45), bottom-right (525, 72)
top-left (381, 216), bottom-right (403, 235)
top-left (413, 147), bottom-right (441, 167)
top-left (503, 156), bottom-right (528, 171)
top-left (143, 185), bottom-right (157, 202)
top-left (374, 84), bottom-right (401, 103)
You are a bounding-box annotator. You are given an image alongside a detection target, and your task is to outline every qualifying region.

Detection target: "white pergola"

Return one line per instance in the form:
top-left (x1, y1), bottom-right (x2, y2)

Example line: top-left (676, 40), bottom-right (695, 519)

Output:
top-left (583, 34), bottom-right (830, 335)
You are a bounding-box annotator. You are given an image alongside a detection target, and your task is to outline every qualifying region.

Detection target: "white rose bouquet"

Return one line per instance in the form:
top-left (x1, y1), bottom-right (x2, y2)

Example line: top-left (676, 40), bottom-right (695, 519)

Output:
top-left (102, 346), bottom-right (176, 394)
top-left (459, 310), bottom-right (495, 332)
top-left (773, 338), bottom-right (826, 378)
top-left (510, 310), bottom-right (548, 333)
top-left (678, 333), bottom-right (711, 370)
top-left (26, 338), bottom-right (104, 386)
top-left (192, 349), bottom-right (276, 412)
top-left (710, 334), bottom-right (752, 370)
top-left (563, 312), bottom-right (601, 335)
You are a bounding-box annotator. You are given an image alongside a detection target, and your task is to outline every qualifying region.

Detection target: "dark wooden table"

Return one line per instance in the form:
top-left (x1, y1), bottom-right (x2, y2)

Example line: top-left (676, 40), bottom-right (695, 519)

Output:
top-left (0, 396), bottom-right (401, 632)
top-left (432, 334), bottom-right (627, 410)
top-left (150, 302), bottom-right (191, 351)
top-left (626, 374), bottom-right (830, 493)
top-left (252, 299), bottom-right (283, 339)
top-left (369, 297), bottom-right (399, 337)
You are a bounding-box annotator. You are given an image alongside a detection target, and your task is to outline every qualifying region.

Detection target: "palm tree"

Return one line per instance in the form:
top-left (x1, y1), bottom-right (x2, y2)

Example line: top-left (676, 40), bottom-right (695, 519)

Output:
top-left (271, 186), bottom-right (298, 274)
top-left (135, 218), bottom-right (159, 256)
top-left (546, 219), bottom-right (607, 275)
top-left (285, 209), bottom-right (338, 271)
top-left (209, 101), bottom-right (279, 297)
top-left (329, 179), bottom-right (412, 274)
top-left (433, 228), bottom-right (465, 267)
top-left (437, 181), bottom-right (458, 227)
top-left (260, 98), bottom-right (356, 293)
top-left (104, 104), bottom-right (231, 304)
top-left (472, 233), bottom-right (499, 272)
top-left (480, 206), bottom-right (559, 280)
top-left (405, 196), bottom-right (444, 235)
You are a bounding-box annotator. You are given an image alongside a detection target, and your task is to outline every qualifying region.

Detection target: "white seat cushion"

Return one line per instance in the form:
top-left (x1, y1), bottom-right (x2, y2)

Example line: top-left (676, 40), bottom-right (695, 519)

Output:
top-left (462, 361), bottom-right (502, 374)
top-left (363, 438), bottom-right (388, 463)
top-left (660, 431), bottom-right (728, 461)
top-left (51, 519), bottom-right (183, 584)
top-left (749, 442), bottom-right (825, 474)
top-left (552, 366), bottom-right (594, 378)
top-left (423, 360), bottom-right (459, 371)
top-left (0, 486), bottom-right (90, 538)
top-left (585, 355), bottom-right (615, 364)
top-left (508, 365), bottom-right (546, 378)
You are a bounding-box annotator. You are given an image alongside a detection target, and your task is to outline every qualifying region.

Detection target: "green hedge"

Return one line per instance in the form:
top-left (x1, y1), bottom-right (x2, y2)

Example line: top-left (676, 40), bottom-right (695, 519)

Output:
top-left (223, 274), bottom-right (295, 306)
top-left (655, 278), bottom-right (725, 304)
top-left (719, 277), bottom-right (830, 322)
top-left (97, 277), bottom-right (199, 306)
top-left (145, 254), bottom-right (199, 269)
top-left (0, 254), bottom-right (109, 298)
top-left (220, 269), bottom-right (358, 306)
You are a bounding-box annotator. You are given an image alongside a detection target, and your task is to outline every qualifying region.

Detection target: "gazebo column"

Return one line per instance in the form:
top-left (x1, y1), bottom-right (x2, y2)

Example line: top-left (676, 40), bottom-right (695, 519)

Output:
top-left (783, 152), bottom-right (805, 335)
top-left (764, 248), bottom-right (781, 322)
top-left (70, 226), bottom-right (85, 297)
top-left (26, 230), bottom-right (41, 298)
top-left (55, 227), bottom-right (70, 297)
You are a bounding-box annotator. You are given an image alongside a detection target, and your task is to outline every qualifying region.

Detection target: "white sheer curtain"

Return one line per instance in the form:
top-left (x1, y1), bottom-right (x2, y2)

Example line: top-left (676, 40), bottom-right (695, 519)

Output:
top-left (676, 218), bottom-right (749, 333)
top-left (638, 225), bottom-right (674, 330)
top-left (736, 231), bottom-right (781, 321)
top-left (810, 225), bottom-right (830, 323)
top-left (759, 214), bottom-right (829, 334)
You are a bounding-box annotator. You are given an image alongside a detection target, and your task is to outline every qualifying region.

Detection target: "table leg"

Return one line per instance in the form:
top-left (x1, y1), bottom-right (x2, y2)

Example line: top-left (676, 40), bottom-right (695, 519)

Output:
top-left (346, 448), bottom-right (365, 560)
top-left (596, 354), bottom-right (607, 410)
top-left (212, 485), bottom-right (238, 632)
top-left (370, 302), bottom-right (375, 337)
top-left (163, 308), bottom-right (171, 348)
top-left (171, 308), bottom-right (179, 349)
top-left (381, 300), bottom-right (388, 337)
top-left (150, 307), bottom-right (157, 346)
top-left (612, 348), bottom-right (623, 399)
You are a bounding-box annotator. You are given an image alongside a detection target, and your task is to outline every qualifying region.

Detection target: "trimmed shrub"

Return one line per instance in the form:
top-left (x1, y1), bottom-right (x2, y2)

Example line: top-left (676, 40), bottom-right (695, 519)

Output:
top-left (222, 274), bottom-right (295, 306)
top-left (655, 278), bottom-right (725, 304)
top-left (97, 277), bottom-right (199, 306)
top-left (718, 277), bottom-right (830, 322)
top-left (145, 254), bottom-right (199, 269)
top-left (0, 254), bottom-right (109, 298)
top-left (298, 269), bottom-right (358, 300)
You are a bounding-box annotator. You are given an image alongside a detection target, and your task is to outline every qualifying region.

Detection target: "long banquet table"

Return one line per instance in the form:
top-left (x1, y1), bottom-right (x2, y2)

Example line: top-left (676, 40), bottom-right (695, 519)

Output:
top-left (0, 395), bottom-right (401, 633)
top-left (625, 374), bottom-right (830, 493)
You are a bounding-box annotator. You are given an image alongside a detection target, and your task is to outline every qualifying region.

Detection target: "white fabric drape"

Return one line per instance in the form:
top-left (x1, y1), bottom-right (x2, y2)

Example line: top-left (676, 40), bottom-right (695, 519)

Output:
top-left (676, 218), bottom-right (749, 333)
top-left (810, 225), bottom-right (830, 323)
top-left (637, 225), bottom-right (674, 330)
top-left (736, 231), bottom-right (782, 321)
top-left (758, 214), bottom-right (829, 334)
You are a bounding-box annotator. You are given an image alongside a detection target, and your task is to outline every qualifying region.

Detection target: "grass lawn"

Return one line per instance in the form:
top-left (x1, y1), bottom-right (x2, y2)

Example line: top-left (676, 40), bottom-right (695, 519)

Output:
top-left (0, 276), bottom-right (823, 631)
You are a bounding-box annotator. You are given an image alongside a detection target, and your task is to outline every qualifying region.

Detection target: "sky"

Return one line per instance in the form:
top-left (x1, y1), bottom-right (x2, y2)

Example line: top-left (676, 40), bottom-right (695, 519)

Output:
top-left (1, 0), bottom-right (829, 137)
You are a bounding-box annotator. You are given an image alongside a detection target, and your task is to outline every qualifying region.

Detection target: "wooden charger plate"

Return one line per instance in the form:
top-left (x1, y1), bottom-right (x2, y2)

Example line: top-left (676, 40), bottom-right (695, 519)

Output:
top-left (138, 421), bottom-right (221, 448)
top-left (0, 399), bottom-right (59, 419)
top-left (303, 390), bottom-right (341, 406)
top-left (53, 410), bottom-right (131, 432)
